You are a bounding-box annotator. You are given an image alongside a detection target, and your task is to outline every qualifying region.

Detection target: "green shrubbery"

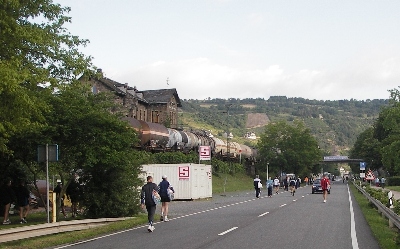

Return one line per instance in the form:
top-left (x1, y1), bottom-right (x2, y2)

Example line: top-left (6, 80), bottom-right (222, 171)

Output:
top-left (364, 186), bottom-right (400, 215)
top-left (387, 176), bottom-right (400, 186)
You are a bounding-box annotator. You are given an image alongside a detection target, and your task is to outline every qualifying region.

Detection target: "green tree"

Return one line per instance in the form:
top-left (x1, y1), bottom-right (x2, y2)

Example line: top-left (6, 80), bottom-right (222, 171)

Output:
top-left (257, 120), bottom-right (321, 176)
top-left (349, 127), bottom-right (381, 172)
top-left (46, 84), bottom-right (142, 217)
top-left (373, 95), bottom-right (400, 175)
top-left (0, 0), bottom-right (92, 154)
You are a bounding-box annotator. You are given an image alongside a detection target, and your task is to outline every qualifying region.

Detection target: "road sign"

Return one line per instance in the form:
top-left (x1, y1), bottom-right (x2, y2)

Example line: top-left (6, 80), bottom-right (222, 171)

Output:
top-left (199, 146), bottom-right (211, 160)
top-left (38, 144), bottom-right (59, 162)
top-left (365, 169), bottom-right (375, 180)
top-left (360, 162), bottom-right (366, 170)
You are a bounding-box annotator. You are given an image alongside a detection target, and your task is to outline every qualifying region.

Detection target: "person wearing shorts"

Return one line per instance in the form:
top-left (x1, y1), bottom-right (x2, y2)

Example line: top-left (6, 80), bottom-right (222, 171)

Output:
top-left (273, 177), bottom-right (280, 194)
top-left (158, 175), bottom-right (174, 222)
top-left (321, 174), bottom-right (331, 203)
top-left (16, 180), bottom-right (30, 224)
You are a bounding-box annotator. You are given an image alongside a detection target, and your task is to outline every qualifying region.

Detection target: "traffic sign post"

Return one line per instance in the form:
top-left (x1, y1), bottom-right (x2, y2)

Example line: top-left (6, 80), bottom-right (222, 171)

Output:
top-left (38, 144), bottom-right (59, 223)
top-left (199, 146), bottom-right (211, 163)
top-left (360, 162), bottom-right (366, 179)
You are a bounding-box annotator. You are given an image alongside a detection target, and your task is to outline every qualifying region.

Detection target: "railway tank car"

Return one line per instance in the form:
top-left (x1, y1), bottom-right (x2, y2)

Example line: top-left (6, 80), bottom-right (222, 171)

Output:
top-left (122, 117), bottom-right (169, 150)
top-left (122, 117), bottom-right (257, 162)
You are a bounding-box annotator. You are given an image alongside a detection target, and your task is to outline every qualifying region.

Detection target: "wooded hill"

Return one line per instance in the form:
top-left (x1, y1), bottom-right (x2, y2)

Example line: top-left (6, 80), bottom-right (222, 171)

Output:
top-left (179, 97), bottom-right (389, 156)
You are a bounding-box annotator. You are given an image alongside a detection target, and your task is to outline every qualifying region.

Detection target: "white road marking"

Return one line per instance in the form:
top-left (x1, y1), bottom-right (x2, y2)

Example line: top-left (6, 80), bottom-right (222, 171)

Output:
top-left (347, 185), bottom-right (359, 249)
top-left (55, 191), bottom-right (303, 248)
top-left (258, 211), bottom-right (269, 217)
top-left (218, 226), bottom-right (238, 236)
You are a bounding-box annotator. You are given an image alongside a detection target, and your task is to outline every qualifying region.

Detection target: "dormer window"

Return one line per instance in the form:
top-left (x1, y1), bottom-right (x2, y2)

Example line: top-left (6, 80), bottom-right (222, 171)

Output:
top-left (92, 85), bottom-right (98, 94)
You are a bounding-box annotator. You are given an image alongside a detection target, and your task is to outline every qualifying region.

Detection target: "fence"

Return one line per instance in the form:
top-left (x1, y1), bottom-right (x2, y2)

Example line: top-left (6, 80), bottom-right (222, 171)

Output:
top-left (353, 181), bottom-right (400, 230)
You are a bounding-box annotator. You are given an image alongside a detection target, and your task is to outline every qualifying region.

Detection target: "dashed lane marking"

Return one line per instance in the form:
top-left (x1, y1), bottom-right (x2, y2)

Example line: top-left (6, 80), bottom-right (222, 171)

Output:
top-left (218, 226), bottom-right (238, 236)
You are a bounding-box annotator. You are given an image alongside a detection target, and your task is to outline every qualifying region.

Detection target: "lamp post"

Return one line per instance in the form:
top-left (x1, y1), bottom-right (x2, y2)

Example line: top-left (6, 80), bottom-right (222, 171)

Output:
top-left (267, 162), bottom-right (269, 180)
top-left (223, 104), bottom-right (232, 193)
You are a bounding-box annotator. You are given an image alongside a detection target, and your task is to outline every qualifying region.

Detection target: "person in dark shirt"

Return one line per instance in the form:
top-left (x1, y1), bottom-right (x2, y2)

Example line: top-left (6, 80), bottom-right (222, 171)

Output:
top-left (66, 179), bottom-right (81, 218)
top-left (16, 180), bottom-right (30, 224)
top-left (54, 181), bottom-right (67, 218)
top-left (158, 175), bottom-right (175, 222)
top-left (1, 178), bottom-right (15, 225)
top-left (141, 176), bottom-right (159, 232)
top-left (289, 178), bottom-right (296, 196)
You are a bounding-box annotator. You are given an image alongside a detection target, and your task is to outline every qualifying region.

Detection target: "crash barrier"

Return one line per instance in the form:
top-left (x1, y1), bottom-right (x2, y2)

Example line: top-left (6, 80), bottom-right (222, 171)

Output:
top-left (0, 217), bottom-right (131, 243)
top-left (353, 182), bottom-right (400, 230)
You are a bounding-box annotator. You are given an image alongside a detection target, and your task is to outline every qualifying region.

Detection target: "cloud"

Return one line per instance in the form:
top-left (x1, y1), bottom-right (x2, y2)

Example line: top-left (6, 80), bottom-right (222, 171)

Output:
top-left (107, 56), bottom-right (399, 101)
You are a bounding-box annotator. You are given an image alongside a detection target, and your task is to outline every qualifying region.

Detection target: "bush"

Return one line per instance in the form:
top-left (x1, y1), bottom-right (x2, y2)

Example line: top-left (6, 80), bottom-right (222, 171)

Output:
top-left (387, 176), bottom-right (400, 186)
top-left (365, 186), bottom-right (399, 215)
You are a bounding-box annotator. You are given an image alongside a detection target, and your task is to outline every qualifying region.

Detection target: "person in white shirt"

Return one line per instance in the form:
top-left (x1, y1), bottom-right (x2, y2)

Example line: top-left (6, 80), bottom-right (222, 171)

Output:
top-left (273, 177), bottom-right (280, 194)
top-left (253, 175), bottom-right (261, 198)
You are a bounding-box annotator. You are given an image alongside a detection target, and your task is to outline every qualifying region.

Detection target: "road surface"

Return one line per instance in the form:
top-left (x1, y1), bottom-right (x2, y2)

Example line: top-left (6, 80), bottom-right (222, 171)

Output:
top-left (52, 181), bottom-right (380, 249)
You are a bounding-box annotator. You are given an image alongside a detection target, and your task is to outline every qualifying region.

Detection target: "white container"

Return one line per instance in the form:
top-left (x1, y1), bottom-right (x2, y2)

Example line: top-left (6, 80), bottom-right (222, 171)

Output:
top-left (141, 163), bottom-right (212, 200)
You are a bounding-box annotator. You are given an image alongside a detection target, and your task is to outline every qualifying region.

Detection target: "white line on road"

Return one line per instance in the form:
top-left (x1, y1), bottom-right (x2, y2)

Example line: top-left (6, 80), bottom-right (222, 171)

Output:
top-left (218, 227), bottom-right (238, 236)
top-left (347, 185), bottom-right (359, 249)
top-left (258, 211), bottom-right (269, 217)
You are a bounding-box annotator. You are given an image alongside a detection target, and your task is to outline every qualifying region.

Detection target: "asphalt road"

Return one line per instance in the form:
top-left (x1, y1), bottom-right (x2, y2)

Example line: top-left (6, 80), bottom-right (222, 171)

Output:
top-left (52, 181), bottom-right (380, 249)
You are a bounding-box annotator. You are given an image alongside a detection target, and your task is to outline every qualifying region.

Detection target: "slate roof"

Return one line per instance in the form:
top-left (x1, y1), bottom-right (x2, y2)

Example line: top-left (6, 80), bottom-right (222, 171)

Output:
top-left (137, 88), bottom-right (182, 107)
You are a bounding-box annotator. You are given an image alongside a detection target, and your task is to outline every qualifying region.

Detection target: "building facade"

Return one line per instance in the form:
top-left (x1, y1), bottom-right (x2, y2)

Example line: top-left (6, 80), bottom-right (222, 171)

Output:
top-left (80, 69), bottom-right (182, 128)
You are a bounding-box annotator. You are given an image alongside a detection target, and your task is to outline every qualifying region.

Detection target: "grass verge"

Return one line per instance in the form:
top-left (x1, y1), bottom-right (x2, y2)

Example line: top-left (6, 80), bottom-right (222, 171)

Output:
top-left (2, 172), bottom-right (254, 248)
top-left (1, 214), bottom-right (149, 249)
top-left (349, 183), bottom-right (399, 248)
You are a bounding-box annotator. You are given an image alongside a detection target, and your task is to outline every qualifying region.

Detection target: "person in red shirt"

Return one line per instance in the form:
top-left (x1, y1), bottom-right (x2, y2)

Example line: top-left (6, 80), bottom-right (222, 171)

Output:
top-left (321, 174), bottom-right (331, 203)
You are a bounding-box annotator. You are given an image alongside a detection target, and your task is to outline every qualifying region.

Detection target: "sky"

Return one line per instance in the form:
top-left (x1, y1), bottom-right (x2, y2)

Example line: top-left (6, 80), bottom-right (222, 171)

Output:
top-left (55, 0), bottom-right (400, 101)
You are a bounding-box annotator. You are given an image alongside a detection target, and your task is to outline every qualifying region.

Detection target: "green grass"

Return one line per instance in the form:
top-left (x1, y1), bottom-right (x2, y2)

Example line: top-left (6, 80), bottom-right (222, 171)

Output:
top-left (212, 172), bottom-right (254, 194)
top-left (387, 186), bottom-right (400, 192)
top-left (1, 172), bottom-right (254, 248)
top-left (1, 214), bottom-right (149, 249)
top-left (349, 183), bottom-right (400, 248)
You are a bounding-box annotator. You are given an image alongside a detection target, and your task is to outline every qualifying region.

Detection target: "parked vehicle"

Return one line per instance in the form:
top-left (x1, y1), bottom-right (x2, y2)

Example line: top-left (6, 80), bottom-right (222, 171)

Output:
top-left (311, 179), bottom-right (330, 194)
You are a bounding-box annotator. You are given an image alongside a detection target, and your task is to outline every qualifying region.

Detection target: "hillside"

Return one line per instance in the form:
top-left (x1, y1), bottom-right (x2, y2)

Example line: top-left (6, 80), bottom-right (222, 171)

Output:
top-left (179, 97), bottom-right (389, 155)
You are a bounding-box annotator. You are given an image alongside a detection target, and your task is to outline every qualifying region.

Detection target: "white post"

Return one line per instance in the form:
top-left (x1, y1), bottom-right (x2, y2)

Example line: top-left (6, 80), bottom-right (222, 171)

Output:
top-left (266, 163), bottom-right (269, 181)
top-left (46, 144), bottom-right (50, 223)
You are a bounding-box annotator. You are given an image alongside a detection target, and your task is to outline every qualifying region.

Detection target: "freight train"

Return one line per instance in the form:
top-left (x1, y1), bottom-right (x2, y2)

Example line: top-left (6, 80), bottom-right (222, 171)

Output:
top-left (122, 117), bottom-right (257, 163)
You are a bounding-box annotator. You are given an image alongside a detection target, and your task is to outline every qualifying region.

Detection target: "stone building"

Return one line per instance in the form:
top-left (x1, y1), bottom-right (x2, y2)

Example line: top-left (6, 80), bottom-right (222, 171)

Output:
top-left (79, 69), bottom-right (182, 128)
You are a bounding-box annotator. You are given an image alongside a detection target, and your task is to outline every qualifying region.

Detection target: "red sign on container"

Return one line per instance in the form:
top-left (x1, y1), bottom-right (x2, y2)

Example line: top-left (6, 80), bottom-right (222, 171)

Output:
top-left (179, 166), bottom-right (190, 180)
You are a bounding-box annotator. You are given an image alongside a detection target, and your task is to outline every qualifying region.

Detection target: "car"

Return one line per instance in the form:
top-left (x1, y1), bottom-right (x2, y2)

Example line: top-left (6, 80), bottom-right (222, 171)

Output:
top-left (311, 179), bottom-right (330, 194)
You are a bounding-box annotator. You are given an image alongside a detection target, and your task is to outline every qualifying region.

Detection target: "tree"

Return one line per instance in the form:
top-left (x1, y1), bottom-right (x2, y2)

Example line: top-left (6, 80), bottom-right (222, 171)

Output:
top-left (257, 120), bottom-right (321, 177)
top-left (373, 96), bottom-right (400, 175)
top-left (349, 127), bottom-right (381, 173)
top-left (0, 0), bottom-right (92, 154)
top-left (45, 84), bottom-right (142, 217)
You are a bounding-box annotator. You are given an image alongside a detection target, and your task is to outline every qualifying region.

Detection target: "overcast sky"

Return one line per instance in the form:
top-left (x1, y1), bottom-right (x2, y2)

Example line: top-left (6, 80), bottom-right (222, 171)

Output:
top-left (55, 0), bottom-right (400, 101)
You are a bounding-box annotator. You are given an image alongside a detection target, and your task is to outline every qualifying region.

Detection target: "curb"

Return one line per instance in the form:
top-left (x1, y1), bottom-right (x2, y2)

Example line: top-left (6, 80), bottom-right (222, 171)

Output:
top-left (0, 218), bottom-right (131, 243)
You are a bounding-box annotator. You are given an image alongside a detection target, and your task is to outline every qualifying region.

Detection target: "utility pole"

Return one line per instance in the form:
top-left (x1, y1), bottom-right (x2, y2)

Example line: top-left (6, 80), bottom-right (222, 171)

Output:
top-left (224, 104), bottom-right (232, 193)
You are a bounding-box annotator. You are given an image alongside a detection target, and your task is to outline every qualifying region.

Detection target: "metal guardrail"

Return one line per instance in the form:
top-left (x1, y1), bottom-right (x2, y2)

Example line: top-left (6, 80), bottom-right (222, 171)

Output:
top-left (353, 182), bottom-right (400, 230)
top-left (0, 217), bottom-right (131, 243)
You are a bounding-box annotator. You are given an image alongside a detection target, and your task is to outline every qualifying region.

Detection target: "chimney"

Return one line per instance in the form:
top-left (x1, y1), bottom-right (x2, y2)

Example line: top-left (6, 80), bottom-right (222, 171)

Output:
top-left (96, 68), bottom-right (104, 79)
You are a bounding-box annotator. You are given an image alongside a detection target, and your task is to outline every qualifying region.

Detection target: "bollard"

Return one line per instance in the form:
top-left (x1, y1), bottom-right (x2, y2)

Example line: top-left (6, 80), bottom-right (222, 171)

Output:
top-left (52, 191), bottom-right (57, 223)
top-left (388, 191), bottom-right (394, 209)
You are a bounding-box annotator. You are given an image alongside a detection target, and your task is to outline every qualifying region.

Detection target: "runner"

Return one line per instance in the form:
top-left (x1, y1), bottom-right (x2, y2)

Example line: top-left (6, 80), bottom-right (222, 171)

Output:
top-left (321, 174), bottom-right (331, 203)
top-left (289, 177), bottom-right (296, 196)
top-left (273, 176), bottom-right (280, 194)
